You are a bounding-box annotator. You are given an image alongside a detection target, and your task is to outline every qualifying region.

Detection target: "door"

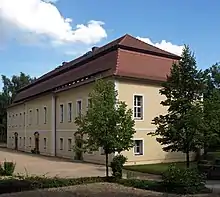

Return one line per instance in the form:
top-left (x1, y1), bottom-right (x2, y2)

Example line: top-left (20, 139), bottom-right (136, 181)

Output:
top-left (34, 132), bottom-right (40, 154)
top-left (14, 132), bottom-right (18, 150)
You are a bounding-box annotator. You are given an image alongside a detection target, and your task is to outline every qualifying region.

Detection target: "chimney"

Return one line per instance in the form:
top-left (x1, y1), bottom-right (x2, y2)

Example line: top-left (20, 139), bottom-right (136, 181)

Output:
top-left (92, 46), bottom-right (99, 52)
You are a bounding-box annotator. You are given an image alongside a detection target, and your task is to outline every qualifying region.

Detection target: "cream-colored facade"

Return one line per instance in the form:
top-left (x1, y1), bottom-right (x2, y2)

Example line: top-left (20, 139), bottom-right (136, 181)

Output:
top-left (7, 77), bottom-right (194, 165)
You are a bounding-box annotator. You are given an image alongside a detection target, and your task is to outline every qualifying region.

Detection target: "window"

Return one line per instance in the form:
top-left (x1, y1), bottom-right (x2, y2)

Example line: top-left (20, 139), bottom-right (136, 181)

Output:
top-left (134, 95), bottom-right (143, 119)
top-left (23, 137), bottom-right (25, 147)
top-left (44, 138), bottom-right (47, 149)
top-left (67, 103), bottom-right (72, 122)
top-left (29, 110), bottom-right (32, 125)
top-left (68, 139), bottom-right (72, 151)
top-left (29, 137), bottom-right (32, 147)
top-left (100, 147), bottom-right (105, 155)
top-left (134, 140), bottom-right (143, 155)
top-left (60, 138), bottom-right (64, 150)
top-left (36, 109), bottom-right (39, 125)
top-left (23, 112), bottom-right (25, 126)
top-left (76, 100), bottom-right (82, 116)
top-left (60, 104), bottom-right (64, 123)
top-left (20, 113), bottom-right (22, 127)
top-left (19, 137), bottom-right (22, 147)
top-left (87, 98), bottom-right (92, 109)
top-left (44, 107), bottom-right (47, 124)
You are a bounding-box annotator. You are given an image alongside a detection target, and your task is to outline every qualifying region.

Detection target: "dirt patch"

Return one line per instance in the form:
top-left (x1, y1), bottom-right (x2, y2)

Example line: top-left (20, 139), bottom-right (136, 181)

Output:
top-left (0, 183), bottom-right (218, 197)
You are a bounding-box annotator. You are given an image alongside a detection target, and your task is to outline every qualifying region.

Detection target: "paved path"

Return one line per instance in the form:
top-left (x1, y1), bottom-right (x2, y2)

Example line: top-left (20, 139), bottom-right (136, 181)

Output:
top-left (0, 148), bottom-right (106, 178)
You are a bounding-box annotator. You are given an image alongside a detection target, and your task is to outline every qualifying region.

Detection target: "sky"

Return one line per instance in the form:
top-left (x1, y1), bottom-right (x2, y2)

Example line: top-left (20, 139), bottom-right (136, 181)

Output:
top-left (0, 0), bottom-right (220, 90)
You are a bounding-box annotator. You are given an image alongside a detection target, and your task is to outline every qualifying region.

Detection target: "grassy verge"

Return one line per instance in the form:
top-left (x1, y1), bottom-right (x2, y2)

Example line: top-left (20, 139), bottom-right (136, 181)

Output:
top-left (123, 162), bottom-right (197, 175)
top-left (0, 175), bottom-right (210, 195)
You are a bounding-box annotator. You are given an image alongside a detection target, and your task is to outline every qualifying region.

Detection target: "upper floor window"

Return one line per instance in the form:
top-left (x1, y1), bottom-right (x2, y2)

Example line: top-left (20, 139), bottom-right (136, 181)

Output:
top-left (76, 100), bottom-right (82, 116)
top-left (87, 98), bottom-right (92, 109)
top-left (43, 107), bottom-right (47, 124)
top-left (60, 104), bottom-right (64, 123)
top-left (133, 95), bottom-right (143, 120)
top-left (23, 112), bottom-right (25, 126)
top-left (67, 102), bottom-right (72, 122)
top-left (29, 110), bottom-right (32, 125)
top-left (20, 113), bottom-right (22, 127)
top-left (36, 109), bottom-right (39, 125)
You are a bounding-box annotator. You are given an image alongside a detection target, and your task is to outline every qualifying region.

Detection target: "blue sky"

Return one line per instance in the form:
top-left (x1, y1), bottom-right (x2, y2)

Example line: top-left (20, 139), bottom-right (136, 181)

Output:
top-left (0, 0), bottom-right (220, 90)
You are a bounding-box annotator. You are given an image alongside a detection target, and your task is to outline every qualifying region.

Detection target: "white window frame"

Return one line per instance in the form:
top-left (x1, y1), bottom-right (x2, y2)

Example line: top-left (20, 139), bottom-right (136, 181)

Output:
top-left (60, 138), bottom-right (64, 150)
top-left (29, 137), bottom-right (32, 147)
top-left (29, 109), bottom-right (33, 125)
top-left (67, 102), bottom-right (73, 122)
top-left (100, 147), bottom-right (105, 155)
top-left (133, 138), bottom-right (144, 156)
top-left (76, 99), bottom-right (82, 116)
top-left (67, 138), bottom-right (72, 151)
top-left (87, 97), bottom-right (92, 110)
top-left (43, 138), bottom-right (47, 149)
top-left (19, 113), bottom-right (22, 127)
top-left (60, 104), bottom-right (64, 123)
top-left (36, 108), bottom-right (39, 125)
top-left (133, 94), bottom-right (144, 121)
top-left (43, 106), bottom-right (47, 124)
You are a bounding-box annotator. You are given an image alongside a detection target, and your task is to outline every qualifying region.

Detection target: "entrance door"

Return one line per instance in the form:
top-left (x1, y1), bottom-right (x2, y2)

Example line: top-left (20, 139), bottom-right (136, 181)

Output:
top-left (34, 132), bottom-right (40, 154)
top-left (14, 132), bottom-right (18, 150)
top-left (74, 134), bottom-right (83, 160)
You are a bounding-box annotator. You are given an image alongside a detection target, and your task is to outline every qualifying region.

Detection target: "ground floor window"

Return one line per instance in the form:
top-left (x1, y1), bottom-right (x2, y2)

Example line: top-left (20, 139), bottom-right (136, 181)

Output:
top-left (60, 138), bottom-right (64, 150)
top-left (134, 140), bottom-right (143, 155)
top-left (44, 138), bottom-right (47, 149)
top-left (68, 138), bottom-right (72, 151)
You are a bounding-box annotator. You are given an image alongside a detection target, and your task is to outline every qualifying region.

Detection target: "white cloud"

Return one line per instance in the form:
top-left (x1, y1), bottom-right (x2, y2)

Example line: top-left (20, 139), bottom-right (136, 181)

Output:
top-left (43, 0), bottom-right (58, 3)
top-left (0, 0), bottom-right (107, 47)
top-left (136, 37), bottom-right (183, 56)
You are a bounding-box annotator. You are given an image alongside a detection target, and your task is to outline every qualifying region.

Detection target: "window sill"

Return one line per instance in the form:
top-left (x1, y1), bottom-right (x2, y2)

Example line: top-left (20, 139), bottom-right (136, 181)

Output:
top-left (134, 153), bottom-right (143, 156)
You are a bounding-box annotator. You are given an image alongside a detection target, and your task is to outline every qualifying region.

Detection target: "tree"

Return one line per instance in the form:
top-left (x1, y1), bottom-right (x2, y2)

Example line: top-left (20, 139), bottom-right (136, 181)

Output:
top-left (202, 63), bottom-right (220, 156)
top-left (148, 46), bottom-right (205, 168)
top-left (75, 79), bottom-right (135, 177)
top-left (0, 72), bottom-right (35, 142)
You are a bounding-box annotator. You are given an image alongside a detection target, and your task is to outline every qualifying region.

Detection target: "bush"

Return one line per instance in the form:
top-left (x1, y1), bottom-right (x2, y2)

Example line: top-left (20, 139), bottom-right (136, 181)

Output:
top-left (110, 154), bottom-right (127, 179)
top-left (0, 161), bottom-right (16, 176)
top-left (162, 164), bottom-right (206, 194)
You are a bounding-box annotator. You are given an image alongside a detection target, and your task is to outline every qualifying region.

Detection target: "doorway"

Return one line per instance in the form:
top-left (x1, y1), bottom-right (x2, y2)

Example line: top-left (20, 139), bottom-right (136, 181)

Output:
top-left (14, 132), bottom-right (18, 150)
top-left (34, 132), bottom-right (40, 154)
top-left (74, 133), bottom-right (83, 160)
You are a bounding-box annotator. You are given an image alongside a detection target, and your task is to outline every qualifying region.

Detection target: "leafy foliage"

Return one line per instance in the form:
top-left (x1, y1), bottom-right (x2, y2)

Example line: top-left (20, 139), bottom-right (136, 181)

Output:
top-left (202, 63), bottom-right (220, 155)
top-left (110, 154), bottom-right (127, 179)
top-left (75, 79), bottom-right (135, 177)
top-left (162, 164), bottom-right (206, 194)
top-left (149, 46), bottom-right (205, 167)
top-left (0, 73), bottom-right (35, 142)
top-left (0, 161), bottom-right (16, 176)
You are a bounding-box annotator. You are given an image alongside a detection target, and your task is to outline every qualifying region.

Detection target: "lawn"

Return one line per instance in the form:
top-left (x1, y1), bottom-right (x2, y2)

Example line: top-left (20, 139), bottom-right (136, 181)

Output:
top-left (123, 161), bottom-right (197, 175)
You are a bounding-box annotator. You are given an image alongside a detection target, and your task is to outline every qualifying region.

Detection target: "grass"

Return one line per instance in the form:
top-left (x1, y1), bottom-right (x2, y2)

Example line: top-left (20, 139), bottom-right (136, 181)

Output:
top-left (123, 161), bottom-right (198, 175)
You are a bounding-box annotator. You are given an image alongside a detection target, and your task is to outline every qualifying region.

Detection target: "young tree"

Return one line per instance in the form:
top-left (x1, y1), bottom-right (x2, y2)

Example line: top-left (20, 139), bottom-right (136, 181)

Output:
top-left (148, 46), bottom-right (205, 168)
top-left (75, 79), bottom-right (135, 177)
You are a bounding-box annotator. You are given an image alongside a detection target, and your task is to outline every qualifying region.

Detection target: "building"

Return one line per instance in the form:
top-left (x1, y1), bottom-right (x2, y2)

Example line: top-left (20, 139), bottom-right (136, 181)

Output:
top-left (7, 34), bottom-right (192, 165)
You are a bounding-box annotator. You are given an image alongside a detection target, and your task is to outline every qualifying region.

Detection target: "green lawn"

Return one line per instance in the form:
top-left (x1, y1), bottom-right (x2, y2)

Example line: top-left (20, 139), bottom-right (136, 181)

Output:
top-left (123, 162), bottom-right (197, 175)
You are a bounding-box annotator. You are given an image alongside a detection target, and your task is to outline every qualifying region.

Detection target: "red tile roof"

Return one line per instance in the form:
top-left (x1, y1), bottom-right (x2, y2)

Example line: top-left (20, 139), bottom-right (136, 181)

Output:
top-left (13, 34), bottom-right (180, 103)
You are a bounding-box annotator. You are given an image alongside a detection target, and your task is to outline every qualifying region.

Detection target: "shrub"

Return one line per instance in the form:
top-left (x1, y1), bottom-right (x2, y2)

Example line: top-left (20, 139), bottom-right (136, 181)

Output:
top-left (110, 154), bottom-right (127, 179)
top-left (0, 161), bottom-right (16, 176)
top-left (162, 164), bottom-right (206, 194)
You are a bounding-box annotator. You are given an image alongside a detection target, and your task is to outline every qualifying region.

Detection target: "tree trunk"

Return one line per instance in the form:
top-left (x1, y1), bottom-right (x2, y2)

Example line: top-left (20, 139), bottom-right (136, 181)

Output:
top-left (186, 150), bottom-right (190, 168)
top-left (105, 152), bottom-right (109, 177)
